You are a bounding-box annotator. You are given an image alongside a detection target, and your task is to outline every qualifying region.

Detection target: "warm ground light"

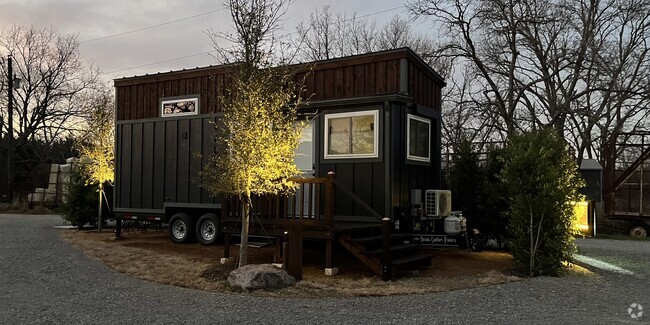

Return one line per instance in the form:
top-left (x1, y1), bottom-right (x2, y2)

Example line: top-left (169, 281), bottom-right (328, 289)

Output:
top-left (60, 227), bottom-right (524, 297)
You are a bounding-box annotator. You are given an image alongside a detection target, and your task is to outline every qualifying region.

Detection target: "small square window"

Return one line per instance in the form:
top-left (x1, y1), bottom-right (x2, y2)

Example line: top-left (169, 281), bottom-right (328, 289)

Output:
top-left (324, 110), bottom-right (379, 159)
top-left (407, 114), bottom-right (431, 162)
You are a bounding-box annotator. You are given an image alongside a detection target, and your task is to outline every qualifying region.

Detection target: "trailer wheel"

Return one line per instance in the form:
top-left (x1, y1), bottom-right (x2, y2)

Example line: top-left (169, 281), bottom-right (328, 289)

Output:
top-left (629, 225), bottom-right (647, 238)
top-left (169, 213), bottom-right (195, 243)
top-left (196, 213), bottom-right (221, 245)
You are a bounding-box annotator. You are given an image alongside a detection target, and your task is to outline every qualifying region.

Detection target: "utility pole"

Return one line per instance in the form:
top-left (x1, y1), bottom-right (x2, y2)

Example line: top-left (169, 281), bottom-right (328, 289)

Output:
top-left (6, 55), bottom-right (14, 203)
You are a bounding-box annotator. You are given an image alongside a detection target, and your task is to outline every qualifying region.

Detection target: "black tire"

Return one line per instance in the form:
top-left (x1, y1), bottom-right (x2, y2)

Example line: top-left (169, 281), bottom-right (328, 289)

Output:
top-left (629, 225), bottom-right (647, 238)
top-left (196, 213), bottom-right (222, 245)
top-left (168, 213), bottom-right (196, 244)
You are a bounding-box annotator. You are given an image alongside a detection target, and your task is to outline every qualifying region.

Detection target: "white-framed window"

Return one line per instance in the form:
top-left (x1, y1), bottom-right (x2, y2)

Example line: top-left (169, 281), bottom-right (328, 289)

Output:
top-left (324, 110), bottom-right (379, 159)
top-left (407, 114), bottom-right (431, 162)
top-left (160, 95), bottom-right (199, 117)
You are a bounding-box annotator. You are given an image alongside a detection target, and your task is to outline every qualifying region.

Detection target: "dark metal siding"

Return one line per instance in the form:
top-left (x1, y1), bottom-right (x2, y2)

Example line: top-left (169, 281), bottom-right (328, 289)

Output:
top-left (316, 105), bottom-right (387, 218)
top-left (115, 115), bottom-right (219, 212)
top-left (390, 104), bottom-right (441, 209)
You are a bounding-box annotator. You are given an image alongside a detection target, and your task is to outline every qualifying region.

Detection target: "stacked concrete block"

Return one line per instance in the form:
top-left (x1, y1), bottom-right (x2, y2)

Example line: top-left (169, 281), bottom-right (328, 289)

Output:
top-left (27, 157), bottom-right (77, 205)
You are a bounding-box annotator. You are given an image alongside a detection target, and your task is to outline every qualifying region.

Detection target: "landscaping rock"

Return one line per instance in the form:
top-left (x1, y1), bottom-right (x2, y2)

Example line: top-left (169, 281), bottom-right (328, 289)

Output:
top-left (227, 264), bottom-right (296, 291)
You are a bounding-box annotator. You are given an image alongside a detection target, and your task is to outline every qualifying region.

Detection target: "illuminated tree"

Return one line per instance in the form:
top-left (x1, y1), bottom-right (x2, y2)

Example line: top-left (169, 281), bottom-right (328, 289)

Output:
top-left (77, 90), bottom-right (114, 231)
top-left (204, 0), bottom-right (306, 267)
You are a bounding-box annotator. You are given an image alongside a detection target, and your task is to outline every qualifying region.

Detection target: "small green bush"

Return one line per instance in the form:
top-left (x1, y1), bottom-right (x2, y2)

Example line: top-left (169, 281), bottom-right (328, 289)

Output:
top-left (502, 129), bottom-right (584, 276)
top-left (448, 139), bottom-right (482, 224)
top-left (447, 141), bottom-right (508, 245)
top-left (478, 147), bottom-right (509, 245)
top-left (60, 168), bottom-right (98, 229)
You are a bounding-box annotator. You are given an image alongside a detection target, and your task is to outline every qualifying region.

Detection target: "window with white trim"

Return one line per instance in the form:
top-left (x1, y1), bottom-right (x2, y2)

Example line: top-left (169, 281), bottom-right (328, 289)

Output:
top-left (407, 114), bottom-right (431, 162)
top-left (324, 110), bottom-right (379, 159)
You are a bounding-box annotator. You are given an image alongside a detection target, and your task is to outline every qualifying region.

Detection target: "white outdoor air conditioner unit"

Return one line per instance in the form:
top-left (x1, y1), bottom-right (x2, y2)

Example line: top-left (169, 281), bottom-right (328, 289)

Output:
top-left (424, 190), bottom-right (451, 217)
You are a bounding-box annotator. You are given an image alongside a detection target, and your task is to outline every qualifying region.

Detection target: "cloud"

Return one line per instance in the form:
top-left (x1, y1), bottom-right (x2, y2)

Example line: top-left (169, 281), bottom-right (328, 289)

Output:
top-left (1, 0), bottom-right (413, 81)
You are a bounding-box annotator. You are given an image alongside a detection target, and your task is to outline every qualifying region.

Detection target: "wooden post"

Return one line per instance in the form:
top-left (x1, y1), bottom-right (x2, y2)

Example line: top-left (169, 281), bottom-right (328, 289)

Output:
top-left (381, 217), bottom-right (392, 281)
top-left (603, 136), bottom-right (615, 216)
top-left (223, 233), bottom-right (231, 258)
top-left (114, 217), bottom-right (122, 239)
top-left (325, 238), bottom-right (333, 269)
top-left (286, 223), bottom-right (303, 281)
top-left (325, 171), bottom-right (335, 226)
top-left (97, 184), bottom-right (103, 232)
top-left (274, 237), bottom-right (282, 263)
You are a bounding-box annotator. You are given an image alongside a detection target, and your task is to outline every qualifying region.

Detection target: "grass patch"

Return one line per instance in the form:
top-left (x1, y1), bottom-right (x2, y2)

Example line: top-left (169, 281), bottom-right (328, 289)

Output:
top-left (59, 228), bottom-right (520, 297)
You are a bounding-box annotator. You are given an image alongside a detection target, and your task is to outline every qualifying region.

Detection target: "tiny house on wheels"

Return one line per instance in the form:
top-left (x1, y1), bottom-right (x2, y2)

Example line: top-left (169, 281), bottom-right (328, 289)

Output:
top-left (113, 48), bottom-right (449, 279)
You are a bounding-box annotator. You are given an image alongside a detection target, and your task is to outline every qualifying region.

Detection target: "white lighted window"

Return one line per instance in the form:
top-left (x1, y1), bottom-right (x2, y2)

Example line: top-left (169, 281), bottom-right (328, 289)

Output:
top-left (407, 114), bottom-right (431, 162)
top-left (294, 120), bottom-right (314, 172)
top-left (324, 110), bottom-right (379, 159)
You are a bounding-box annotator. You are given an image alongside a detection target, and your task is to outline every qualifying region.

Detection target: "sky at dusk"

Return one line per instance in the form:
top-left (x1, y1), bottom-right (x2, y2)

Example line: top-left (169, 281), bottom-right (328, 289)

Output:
top-left (0, 0), bottom-right (426, 83)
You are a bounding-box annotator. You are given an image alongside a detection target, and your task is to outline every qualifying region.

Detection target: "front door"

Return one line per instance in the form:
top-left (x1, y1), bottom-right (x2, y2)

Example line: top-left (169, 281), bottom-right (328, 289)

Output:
top-left (292, 120), bottom-right (315, 217)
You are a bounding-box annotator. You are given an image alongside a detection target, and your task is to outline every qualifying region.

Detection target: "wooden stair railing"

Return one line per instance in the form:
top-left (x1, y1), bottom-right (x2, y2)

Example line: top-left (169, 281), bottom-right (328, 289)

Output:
top-left (222, 173), bottom-right (335, 228)
top-left (222, 171), bottom-right (433, 279)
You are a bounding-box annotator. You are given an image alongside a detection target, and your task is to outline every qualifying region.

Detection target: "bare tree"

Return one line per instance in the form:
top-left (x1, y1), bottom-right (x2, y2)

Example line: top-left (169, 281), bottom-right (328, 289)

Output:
top-left (207, 0), bottom-right (292, 68)
top-left (296, 6), bottom-right (337, 60)
top-left (408, 0), bottom-right (650, 163)
top-left (0, 25), bottom-right (99, 147)
top-left (295, 8), bottom-right (452, 77)
top-left (295, 6), bottom-right (378, 60)
top-left (570, 0), bottom-right (650, 161)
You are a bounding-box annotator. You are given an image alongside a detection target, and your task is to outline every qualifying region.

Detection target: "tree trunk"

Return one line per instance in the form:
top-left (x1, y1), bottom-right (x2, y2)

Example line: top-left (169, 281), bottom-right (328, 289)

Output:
top-left (529, 206), bottom-right (534, 277)
top-left (98, 183), bottom-right (103, 232)
top-left (238, 192), bottom-right (251, 267)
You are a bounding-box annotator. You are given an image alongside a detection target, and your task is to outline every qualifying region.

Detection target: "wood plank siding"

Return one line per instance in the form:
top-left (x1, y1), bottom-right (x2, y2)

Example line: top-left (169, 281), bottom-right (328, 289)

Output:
top-left (114, 48), bottom-right (445, 121)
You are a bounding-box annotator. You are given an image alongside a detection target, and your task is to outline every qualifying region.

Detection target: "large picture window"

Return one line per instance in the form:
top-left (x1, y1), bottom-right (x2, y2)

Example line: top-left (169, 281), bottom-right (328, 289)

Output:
top-left (407, 114), bottom-right (431, 162)
top-left (324, 110), bottom-right (379, 159)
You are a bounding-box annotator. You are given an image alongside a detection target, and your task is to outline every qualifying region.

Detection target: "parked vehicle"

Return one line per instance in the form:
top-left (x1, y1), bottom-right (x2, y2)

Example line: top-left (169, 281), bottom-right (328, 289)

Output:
top-left (608, 214), bottom-right (649, 237)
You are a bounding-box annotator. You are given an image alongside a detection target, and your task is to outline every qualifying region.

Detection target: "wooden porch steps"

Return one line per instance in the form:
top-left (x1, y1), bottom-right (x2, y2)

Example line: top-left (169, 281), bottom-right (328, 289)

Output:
top-left (348, 233), bottom-right (411, 244)
top-left (336, 226), bottom-right (433, 278)
top-left (363, 243), bottom-right (420, 255)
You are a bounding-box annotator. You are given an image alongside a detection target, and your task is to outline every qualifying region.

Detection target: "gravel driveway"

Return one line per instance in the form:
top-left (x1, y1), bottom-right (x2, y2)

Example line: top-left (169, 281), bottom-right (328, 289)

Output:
top-left (1, 214), bottom-right (648, 324)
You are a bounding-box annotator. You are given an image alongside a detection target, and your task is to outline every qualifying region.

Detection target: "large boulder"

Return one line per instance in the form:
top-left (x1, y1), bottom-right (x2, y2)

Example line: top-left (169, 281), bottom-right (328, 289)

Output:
top-left (228, 264), bottom-right (296, 291)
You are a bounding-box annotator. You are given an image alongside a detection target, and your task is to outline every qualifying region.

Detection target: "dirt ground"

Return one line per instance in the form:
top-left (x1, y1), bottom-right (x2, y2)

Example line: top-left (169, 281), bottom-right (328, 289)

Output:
top-left (60, 227), bottom-right (520, 297)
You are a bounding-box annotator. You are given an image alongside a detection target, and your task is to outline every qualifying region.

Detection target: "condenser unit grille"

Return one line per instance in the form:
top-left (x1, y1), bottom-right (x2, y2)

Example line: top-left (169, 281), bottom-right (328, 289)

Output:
top-left (425, 191), bottom-right (436, 217)
top-left (424, 190), bottom-right (451, 217)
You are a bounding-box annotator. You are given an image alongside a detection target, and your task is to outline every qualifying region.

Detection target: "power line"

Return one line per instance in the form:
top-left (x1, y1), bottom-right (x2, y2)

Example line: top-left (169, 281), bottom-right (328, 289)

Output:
top-left (102, 5), bottom-right (406, 76)
top-left (103, 50), bottom-right (215, 75)
top-left (347, 5), bottom-right (404, 21)
top-left (79, 7), bottom-right (228, 44)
